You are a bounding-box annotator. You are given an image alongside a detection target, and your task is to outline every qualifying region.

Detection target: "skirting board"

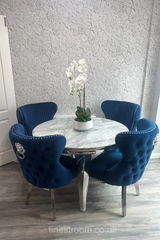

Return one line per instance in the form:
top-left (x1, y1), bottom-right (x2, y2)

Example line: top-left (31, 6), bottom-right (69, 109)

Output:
top-left (150, 152), bottom-right (160, 159)
top-left (0, 149), bottom-right (16, 166)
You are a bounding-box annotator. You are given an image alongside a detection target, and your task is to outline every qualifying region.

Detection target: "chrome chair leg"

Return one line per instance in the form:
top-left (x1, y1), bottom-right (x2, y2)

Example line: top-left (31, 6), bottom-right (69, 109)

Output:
top-left (51, 189), bottom-right (56, 221)
top-left (122, 186), bottom-right (126, 217)
top-left (78, 170), bottom-right (89, 212)
top-left (25, 183), bottom-right (33, 206)
top-left (134, 182), bottom-right (140, 196)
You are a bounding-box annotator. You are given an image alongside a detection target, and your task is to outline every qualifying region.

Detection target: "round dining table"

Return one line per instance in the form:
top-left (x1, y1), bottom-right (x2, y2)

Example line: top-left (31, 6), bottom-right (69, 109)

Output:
top-left (32, 116), bottom-right (128, 212)
top-left (32, 116), bottom-right (128, 154)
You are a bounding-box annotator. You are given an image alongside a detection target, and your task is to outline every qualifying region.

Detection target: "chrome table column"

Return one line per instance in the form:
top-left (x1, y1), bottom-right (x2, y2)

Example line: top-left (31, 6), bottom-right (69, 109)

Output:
top-left (78, 155), bottom-right (89, 212)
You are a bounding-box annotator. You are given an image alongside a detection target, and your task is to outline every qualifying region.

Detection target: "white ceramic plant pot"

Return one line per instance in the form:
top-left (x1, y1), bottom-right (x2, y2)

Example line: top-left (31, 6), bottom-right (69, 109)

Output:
top-left (73, 119), bottom-right (93, 131)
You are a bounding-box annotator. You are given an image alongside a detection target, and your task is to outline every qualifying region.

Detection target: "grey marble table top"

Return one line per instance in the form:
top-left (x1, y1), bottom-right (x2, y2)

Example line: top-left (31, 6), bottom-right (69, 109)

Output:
top-left (32, 116), bottom-right (128, 154)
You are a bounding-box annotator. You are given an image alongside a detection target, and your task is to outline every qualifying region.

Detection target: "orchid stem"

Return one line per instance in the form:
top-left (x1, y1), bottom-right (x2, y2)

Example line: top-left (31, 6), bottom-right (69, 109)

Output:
top-left (79, 95), bottom-right (81, 108)
top-left (83, 87), bottom-right (85, 110)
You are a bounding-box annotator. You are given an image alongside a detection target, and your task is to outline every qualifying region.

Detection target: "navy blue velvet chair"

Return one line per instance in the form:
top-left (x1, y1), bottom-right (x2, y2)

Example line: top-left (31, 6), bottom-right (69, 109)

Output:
top-left (101, 100), bottom-right (141, 131)
top-left (9, 124), bottom-right (83, 220)
top-left (87, 118), bottom-right (159, 216)
top-left (16, 102), bottom-right (57, 136)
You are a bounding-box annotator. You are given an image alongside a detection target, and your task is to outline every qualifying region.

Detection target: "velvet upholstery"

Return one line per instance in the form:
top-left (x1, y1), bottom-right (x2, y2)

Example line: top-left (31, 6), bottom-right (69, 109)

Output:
top-left (9, 124), bottom-right (83, 189)
top-left (16, 102), bottom-right (57, 135)
top-left (87, 118), bottom-right (159, 186)
top-left (101, 100), bottom-right (141, 131)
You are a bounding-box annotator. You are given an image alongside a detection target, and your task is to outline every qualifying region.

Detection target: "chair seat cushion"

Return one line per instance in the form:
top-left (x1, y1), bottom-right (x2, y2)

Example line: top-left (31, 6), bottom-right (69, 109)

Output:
top-left (88, 151), bottom-right (122, 181)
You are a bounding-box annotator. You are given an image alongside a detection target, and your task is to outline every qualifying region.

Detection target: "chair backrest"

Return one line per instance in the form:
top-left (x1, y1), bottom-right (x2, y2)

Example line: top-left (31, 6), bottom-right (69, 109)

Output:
top-left (104, 118), bottom-right (159, 186)
top-left (9, 124), bottom-right (73, 189)
top-left (101, 100), bottom-right (141, 131)
top-left (16, 102), bottom-right (57, 135)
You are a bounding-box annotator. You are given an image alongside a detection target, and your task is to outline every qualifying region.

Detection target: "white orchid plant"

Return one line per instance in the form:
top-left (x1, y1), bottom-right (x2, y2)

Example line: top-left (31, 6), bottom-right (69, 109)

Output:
top-left (66, 59), bottom-right (91, 122)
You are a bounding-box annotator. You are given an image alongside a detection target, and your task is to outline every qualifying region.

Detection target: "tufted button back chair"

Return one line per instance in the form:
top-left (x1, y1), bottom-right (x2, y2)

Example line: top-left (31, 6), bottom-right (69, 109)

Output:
top-left (86, 118), bottom-right (159, 216)
top-left (9, 124), bottom-right (83, 220)
top-left (101, 100), bottom-right (141, 132)
top-left (16, 102), bottom-right (57, 136)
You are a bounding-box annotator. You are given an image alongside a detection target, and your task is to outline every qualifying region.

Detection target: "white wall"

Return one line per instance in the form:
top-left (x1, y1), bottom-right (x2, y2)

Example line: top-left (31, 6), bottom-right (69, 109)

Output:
top-left (154, 97), bottom-right (160, 155)
top-left (0, 0), bottom-right (160, 119)
top-left (151, 52), bottom-right (160, 122)
top-left (151, 49), bottom-right (160, 156)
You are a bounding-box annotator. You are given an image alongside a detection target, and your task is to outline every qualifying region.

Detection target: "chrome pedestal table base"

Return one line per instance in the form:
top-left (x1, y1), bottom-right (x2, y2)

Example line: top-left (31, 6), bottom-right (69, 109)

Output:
top-left (78, 170), bottom-right (89, 212)
top-left (68, 149), bottom-right (96, 212)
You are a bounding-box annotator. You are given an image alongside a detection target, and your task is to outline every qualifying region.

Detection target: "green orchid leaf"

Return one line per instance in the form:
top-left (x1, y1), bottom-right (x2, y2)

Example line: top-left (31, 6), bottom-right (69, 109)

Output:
top-left (75, 106), bottom-right (91, 122)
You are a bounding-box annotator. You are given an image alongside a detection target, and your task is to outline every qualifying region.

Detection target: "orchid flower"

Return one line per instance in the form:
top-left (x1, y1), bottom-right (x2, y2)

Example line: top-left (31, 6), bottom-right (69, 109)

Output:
top-left (66, 59), bottom-right (90, 116)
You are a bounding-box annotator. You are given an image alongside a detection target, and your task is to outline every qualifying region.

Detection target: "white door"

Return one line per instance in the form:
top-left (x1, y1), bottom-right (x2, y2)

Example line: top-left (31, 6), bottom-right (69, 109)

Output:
top-left (0, 15), bottom-right (17, 166)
